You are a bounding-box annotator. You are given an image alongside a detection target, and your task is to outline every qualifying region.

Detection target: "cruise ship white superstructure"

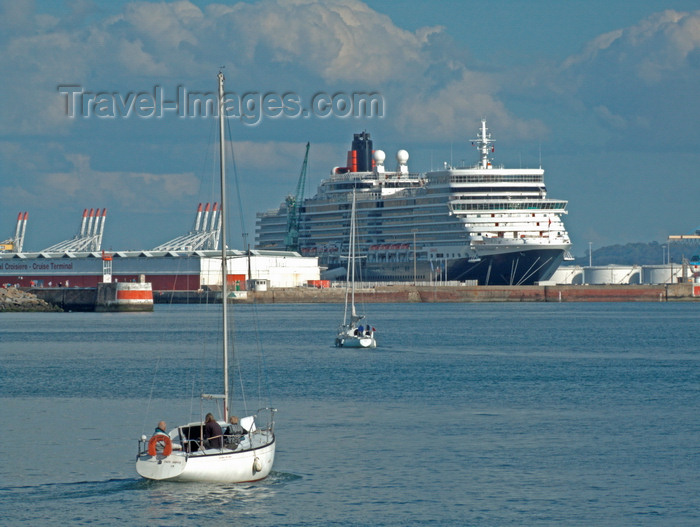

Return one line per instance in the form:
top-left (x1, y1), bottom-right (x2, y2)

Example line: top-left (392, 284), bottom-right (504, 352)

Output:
top-left (256, 121), bottom-right (572, 286)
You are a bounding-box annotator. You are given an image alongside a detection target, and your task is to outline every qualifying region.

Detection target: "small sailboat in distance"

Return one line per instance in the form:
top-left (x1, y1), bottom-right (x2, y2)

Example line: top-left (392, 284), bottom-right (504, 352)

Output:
top-left (135, 72), bottom-right (276, 483)
top-left (335, 190), bottom-right (377, 348)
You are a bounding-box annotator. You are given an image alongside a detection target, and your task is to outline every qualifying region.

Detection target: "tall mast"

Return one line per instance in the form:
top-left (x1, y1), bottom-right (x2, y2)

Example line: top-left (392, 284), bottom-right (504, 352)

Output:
top-left (350, 190), bottom-right (357, 318)
top-left (473, 119), bottom-right (494, 169)
top-left (218, 71), bottom-right (229, 421)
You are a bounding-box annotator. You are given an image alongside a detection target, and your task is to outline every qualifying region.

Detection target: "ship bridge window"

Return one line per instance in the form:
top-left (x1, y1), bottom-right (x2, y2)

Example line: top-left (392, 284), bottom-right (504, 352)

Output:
top-left (451, 201), bottom-right (567, 211)
top-left (450, 174), bottom-right (544, 183)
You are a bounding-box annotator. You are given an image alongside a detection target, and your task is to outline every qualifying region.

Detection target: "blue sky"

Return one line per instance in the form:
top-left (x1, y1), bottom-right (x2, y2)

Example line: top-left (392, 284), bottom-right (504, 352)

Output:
top-left (1, 0), bottom-right (699, 256)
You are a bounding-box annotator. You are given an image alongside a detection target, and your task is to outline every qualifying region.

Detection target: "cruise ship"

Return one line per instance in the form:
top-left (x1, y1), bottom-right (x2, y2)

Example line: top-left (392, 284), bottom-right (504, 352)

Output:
top-left (255, 120), bottom-right (572, 285)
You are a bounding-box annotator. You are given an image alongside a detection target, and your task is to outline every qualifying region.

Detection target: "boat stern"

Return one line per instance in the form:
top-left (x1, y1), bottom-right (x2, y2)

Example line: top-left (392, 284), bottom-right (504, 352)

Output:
top-left (136, 451), bottom-right (188, 481)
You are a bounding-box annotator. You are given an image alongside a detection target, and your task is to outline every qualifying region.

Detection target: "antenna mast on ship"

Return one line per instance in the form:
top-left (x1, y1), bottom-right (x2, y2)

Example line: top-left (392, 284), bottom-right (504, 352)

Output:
top-left (472, 119), bottom-right (494, 169)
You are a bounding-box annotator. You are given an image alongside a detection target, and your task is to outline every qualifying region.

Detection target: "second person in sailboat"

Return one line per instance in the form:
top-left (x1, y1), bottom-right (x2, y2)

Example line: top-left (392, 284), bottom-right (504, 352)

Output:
top-left (203, 413), bottom-right (223, 449)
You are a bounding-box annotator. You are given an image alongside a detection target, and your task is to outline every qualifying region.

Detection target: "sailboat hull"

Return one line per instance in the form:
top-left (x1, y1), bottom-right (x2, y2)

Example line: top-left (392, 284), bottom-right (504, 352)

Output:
top-left (336, 335), bottom-right (377, 348)
top-left (136, 435), bottom-right (275, 483)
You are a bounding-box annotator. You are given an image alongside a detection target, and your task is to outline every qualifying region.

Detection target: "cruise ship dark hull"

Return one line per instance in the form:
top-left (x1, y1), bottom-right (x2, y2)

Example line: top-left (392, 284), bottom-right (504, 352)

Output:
top-left (352, 248), bottom-right (566, 286)
top-left (447, 249), bottom-right (565, 285)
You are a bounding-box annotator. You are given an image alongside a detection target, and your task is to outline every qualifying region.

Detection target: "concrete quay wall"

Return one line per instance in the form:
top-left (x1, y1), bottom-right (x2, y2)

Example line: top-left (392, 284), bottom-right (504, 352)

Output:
top-left (29, 283), bottom-right (692, 308)
top-left (29, 287), bottom-right (98, 311)
top-left (240, 283), bottom-right (697, 304)
top-left (29, 284), bottom-right (154, 312)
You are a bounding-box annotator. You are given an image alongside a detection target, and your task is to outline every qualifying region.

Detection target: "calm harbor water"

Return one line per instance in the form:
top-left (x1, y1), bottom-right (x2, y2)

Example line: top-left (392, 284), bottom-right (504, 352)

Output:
top-left (1, 302), bottom-right (699, 526)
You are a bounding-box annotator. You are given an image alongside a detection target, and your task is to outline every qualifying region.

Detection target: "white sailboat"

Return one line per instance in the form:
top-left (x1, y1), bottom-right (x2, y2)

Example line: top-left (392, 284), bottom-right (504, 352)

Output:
top-left (135, 72), bottom-right (276, 483)
top-left (335, 190), bottom-right (377, 348)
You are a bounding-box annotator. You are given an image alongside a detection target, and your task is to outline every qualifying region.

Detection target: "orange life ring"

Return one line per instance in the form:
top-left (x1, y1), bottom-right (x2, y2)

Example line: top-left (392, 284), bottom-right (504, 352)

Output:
top-left (147, 434), bottom-right (173, 456)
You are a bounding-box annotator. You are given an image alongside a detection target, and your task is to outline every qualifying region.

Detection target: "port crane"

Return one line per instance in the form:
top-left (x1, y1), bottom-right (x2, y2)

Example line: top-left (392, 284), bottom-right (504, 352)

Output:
top-left (284, 142), bottom-right (310, 252)
top-left (1, 212), bottom-right (28, 252)
top-left (42, 208), bottom-right (106, 252)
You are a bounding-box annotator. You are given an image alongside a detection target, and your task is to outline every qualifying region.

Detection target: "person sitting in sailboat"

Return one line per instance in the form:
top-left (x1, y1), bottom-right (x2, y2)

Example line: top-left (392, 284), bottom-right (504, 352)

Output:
top-left (154, 421), bottom-right (167, 436)
top-left (225, 415), bottom-right (245, 447)
top-left (145, 420), bottom-right (173, 457)
top-left (203, 413), bottom-right (223, 450)
top-left (227, 415), bottom-right (245, 437)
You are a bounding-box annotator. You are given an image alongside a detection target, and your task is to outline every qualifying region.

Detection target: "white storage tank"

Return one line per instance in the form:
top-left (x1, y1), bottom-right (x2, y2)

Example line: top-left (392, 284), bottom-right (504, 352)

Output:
top-left (641, 264), bottom-right (683, 284)
top-left (549, 265), bottom-right (584, 285)
top-left (583, 265), bottom-right (640, 285)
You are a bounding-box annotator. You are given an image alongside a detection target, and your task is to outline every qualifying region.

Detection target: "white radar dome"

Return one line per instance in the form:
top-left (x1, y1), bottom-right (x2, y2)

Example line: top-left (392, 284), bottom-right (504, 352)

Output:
top-left (373, 149), bottom-right (386, 164)
top-left (396, 149), bottom-right (409, 165)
